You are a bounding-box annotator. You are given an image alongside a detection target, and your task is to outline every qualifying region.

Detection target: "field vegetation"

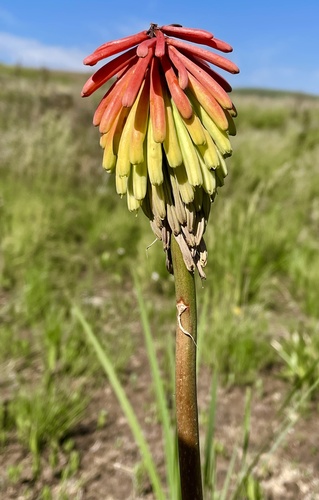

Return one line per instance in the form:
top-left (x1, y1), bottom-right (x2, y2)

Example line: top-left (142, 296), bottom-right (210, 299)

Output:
top-left (0, 63), bottom-right (319, 499)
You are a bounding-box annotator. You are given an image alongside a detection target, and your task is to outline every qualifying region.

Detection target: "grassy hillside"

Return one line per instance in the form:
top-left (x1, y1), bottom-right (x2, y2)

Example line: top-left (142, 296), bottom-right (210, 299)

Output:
top-left (1, 64), bottom-right (319, 499)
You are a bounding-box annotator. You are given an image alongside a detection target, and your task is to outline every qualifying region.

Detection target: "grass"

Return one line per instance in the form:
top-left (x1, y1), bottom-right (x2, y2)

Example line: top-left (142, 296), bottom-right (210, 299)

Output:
top-left (74, 278), bottom-right (319, 499)
top-left (0, 63), bottom-right (319, 497)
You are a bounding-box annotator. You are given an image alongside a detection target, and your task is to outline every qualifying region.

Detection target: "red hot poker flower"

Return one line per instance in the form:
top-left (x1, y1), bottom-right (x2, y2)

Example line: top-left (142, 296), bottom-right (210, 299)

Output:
top-left (82, 23), bottom-right (239, 278)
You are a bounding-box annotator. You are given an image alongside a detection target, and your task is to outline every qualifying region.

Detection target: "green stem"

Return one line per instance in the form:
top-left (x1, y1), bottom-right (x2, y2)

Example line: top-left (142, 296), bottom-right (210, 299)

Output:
top-left (171, 237), bottom-right (203, 500)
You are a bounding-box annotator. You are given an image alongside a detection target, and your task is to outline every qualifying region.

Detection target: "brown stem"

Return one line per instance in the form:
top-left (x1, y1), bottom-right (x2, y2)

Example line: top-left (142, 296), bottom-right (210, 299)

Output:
top-left (171, 237), bottom-right (203, 500)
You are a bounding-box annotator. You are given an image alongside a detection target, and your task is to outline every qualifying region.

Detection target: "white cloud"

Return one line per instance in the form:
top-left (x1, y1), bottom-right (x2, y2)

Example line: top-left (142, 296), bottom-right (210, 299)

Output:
top-left (0, 31), bottom-right (88, 72)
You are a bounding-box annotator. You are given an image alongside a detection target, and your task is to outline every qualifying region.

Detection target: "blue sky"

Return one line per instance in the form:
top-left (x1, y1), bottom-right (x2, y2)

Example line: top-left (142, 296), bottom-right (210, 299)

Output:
top-left (0, 1), bottom-right (318, 95)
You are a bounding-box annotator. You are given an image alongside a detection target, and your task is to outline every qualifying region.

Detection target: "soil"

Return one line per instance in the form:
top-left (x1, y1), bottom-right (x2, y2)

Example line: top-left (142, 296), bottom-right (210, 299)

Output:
top-left (1, 343), bottom-right (319, 500)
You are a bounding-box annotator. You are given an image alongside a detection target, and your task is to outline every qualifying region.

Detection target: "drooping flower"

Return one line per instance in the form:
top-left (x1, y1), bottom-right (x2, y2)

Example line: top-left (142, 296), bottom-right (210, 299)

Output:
top-left (82, 23), bottom-right (239, 278)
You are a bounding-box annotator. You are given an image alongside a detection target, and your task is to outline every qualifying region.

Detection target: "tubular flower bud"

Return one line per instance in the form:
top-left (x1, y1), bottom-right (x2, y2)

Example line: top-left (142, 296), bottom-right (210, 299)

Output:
top-left (82, 23), bottom-right (239, 278)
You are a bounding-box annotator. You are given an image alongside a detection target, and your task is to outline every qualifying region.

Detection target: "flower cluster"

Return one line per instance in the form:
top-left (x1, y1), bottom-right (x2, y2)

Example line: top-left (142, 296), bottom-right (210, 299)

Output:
top-left (82, 23), bottom-right (239, 278)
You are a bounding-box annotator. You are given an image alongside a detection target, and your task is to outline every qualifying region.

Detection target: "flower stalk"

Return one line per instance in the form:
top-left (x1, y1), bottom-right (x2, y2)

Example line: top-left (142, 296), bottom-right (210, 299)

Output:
top-left (171, 236), bottom-right (203, 499)
top-left (81, 23), bottom-right (239, 497)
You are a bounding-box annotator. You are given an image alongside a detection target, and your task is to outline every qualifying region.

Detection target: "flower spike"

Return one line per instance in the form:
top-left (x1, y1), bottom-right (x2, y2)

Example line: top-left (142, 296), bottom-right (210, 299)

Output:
top-left (159, 53), bottom-right (193, 120)
top-left (150, 57), bottom-right (166, 143)
top-left (160, 25), bottom-right (214, 41)
top-left (167, 46), bottom-right (189, 89)
top-left (82, 23), bottom-right (239, 277)
top-left (165, 37), bottom-right (240, 74)
top-left (81, 47), bottom-right (138, 97)
top-left (83, 30), bottom-right (149, 66)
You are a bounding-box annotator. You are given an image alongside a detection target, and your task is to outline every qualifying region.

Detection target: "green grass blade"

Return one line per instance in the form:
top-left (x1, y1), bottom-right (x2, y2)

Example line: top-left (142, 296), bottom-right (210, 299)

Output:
top-left (133, 272), bottom-right (180, 499)
top-left (166, 334), bottom-right (176, 396)
top-left (242, 388), bottom-right (252, 466)
top-left (219, 442), bottom-right (239, 500)
top-left (203, 371), bottom-right (218, 491)
top-left (72, 304), bottom-right (165, 500)
top-left (165, 333), bottom-right (182, 498)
